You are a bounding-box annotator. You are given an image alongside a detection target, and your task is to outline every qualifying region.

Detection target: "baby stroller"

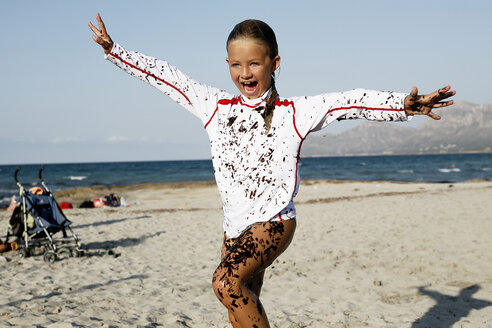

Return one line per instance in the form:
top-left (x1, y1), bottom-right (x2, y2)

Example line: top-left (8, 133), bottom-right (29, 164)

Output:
top-left (6, 168), bottom-right (83, 262)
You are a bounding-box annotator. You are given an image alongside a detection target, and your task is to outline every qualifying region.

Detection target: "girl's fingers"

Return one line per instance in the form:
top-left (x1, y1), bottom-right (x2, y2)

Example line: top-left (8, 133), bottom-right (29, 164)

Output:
top-left (420, 90), bottom-right (455, 106)
top-left (427, 111), bottom-right (441, 120)
top-left (91, 35), bottom-right (104, 46)
top-left (406, 85), bottom-right (454, 118)
top-left (439, 90), bottom-right (456, 101)
top-left (89, 14), bottom-right (113, 54)
top-left (88, 21), bottom-right (100, 35)
top-left (96, 13), bottom-right (104, 29)
top-left (433, 86), bottom-right (455, 101)
top-left (432, 100), bottom-right (454, 108)
top-left (438, 85), bottom-right (451, 94)
top-left (89, 14), bottom-right (110, 41)
top-left (97, 13), bottom-right (108, 35)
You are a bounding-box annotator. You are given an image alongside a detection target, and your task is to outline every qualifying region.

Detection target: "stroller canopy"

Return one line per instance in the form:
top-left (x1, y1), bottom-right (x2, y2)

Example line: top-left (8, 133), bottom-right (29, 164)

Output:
top-left (22, 191), bottom-right (72, 234)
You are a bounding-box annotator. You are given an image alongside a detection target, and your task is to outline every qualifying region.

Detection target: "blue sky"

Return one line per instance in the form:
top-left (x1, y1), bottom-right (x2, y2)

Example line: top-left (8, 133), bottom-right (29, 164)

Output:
top-left (1, 0), bottom-right (490, 164)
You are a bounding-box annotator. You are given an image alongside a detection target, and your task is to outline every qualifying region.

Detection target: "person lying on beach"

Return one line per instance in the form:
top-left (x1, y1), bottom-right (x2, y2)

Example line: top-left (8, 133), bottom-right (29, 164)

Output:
top-left (89, 13), bottom-right (455, 328)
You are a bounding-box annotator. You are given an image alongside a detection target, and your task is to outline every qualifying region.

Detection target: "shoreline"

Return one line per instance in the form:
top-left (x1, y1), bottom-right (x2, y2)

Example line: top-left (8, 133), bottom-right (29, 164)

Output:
top-left (1, 178), bottom-right (490, 211)
top-left (53, 178), bottom-right (491, 204)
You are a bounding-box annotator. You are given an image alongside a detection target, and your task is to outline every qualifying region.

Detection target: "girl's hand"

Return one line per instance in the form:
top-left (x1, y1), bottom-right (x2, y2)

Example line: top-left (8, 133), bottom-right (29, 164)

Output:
top-left (404, 85), bottom-right (456, 120)
top-left (88, 13), bottom-right (113, 55)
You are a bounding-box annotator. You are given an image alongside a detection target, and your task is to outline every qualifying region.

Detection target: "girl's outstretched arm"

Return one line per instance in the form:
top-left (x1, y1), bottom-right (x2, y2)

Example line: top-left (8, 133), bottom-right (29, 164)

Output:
top-left (88, 15), bottom-right (231, 126)
top-left (88, 13), bottom-right (114, 55)
top-left (404, 85), bottom-right (456, 120)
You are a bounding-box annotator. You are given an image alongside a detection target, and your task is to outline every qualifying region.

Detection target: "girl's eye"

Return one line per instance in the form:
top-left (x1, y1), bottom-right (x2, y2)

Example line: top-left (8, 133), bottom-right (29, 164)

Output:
top-left (251, 62), bottom-right (259, 67)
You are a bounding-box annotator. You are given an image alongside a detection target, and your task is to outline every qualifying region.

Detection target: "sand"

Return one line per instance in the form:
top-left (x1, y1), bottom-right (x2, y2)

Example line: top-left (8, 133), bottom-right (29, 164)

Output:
top-left (0, 180), bottom-right (491, 327)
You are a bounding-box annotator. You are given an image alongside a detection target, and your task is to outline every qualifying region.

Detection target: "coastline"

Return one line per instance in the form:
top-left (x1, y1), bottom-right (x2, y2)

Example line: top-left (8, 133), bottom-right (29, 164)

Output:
top-left (0, 180), bottom-right (491, 327)
top-left (2, 153), bottom-right (491, 210)
top-left (49, 178), bottom-right (490, 208)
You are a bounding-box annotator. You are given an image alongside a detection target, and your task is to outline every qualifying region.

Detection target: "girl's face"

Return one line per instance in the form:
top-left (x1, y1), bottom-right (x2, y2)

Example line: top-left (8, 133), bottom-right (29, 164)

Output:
top-left (226, 38), bottom-right (280, 100)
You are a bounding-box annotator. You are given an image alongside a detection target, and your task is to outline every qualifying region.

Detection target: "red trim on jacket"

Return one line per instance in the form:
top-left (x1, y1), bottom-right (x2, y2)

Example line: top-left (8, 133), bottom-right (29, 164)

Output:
top-left (218, 97), bottom-right (240, 106)
top-left (328, 105), bottom-right (405, 113)
top-left (205, 106), bottom-right (218, 129)
top-left (273, 98), bottom-right (304, 200)
top-left (238, 97), bottom-right (263, 108)
top-left (205, 97), bottom-right (239, 129)
top-left (109, 52), bottom-right (192, 105)
top-left (275, 98), bottom-right (303, 140)
top-left (291, 103), bottom-right (303, 140)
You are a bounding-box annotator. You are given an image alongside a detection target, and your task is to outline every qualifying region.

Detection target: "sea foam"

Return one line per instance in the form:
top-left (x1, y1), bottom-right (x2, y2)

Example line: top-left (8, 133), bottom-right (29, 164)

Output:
top-left (67, 176), bottom-right (87, 181)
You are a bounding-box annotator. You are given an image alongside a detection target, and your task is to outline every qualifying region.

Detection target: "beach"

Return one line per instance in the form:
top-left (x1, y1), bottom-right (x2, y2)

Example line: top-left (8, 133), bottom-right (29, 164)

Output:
top-left (0, 179), bottom-right (491, 327)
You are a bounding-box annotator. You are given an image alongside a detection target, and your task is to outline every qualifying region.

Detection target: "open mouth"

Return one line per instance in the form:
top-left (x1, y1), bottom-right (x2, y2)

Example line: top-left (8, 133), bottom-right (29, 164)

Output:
top-left (242, 81), bottom-right (258, 96)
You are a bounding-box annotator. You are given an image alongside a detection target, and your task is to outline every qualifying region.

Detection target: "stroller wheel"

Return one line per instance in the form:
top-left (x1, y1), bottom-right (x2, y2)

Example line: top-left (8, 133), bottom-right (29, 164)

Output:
top-left (70, 248), bottom-right (80, 258)
top-left (43, 251), bottom-right (57, 263)
top-left (19, 248), bottom-right (30, 258)
top-left (58, 247), bottom-right (71, 258)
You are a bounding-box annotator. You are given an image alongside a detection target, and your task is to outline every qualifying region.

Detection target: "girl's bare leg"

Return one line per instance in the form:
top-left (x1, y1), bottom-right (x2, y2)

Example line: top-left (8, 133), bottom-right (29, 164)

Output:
top-left (213, 219), bottom-right (296, 328)
top-left (221, 236), bottom-right (267, 327)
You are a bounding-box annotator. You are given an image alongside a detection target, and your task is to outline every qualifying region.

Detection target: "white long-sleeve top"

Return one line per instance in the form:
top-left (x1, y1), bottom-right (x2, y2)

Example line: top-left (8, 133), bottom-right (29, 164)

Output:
top-left (106, 43), bottom-right (409, 238)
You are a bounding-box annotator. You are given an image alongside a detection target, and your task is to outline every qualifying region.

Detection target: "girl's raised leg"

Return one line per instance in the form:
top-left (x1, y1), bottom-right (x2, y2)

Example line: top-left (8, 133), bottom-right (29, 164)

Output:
top-left (221, 236), bottom-right (266, 327)
top-left (213, 219), bottom-right (296, 328)
top-left (226, 271), bottom-right (265, 328)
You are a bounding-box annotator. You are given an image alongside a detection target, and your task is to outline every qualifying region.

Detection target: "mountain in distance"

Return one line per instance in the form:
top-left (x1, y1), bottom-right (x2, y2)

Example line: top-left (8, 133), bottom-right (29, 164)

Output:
top-left (301, 102), bottom-right (492, 157)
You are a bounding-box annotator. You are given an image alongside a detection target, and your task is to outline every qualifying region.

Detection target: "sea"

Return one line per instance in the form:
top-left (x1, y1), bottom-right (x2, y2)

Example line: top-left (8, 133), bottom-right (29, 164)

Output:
top-left (1, 153), bottom-right (491, 208)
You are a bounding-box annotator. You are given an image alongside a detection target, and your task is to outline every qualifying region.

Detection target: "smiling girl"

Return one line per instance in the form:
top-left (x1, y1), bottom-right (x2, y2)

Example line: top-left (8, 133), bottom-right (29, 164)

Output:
top-left (89, 14), bottom-right (455, 328)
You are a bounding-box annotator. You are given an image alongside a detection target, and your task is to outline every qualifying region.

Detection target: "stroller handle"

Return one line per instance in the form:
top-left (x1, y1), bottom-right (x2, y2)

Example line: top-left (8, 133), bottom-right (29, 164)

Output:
top-left (38, 167), bottom-right (52, 194)
top-left (39, 167), bottom-right (45, 182)
top-left (14, 167), bottom-right (21, 185)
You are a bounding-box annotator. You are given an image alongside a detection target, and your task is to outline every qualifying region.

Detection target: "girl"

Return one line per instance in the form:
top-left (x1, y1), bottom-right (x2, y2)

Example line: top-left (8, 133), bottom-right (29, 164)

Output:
top-left (89, 14), bottom-right (455, 328)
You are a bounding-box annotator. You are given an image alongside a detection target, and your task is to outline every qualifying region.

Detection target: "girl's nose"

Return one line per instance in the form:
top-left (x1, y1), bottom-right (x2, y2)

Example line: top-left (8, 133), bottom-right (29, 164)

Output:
top-left (240, 67), bottom-right (252, 79)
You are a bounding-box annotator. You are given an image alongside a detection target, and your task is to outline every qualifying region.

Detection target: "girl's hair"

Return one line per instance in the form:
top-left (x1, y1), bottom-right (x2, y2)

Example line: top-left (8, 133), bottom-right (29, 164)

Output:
top-left (227, 19), bottom-right (279, 132)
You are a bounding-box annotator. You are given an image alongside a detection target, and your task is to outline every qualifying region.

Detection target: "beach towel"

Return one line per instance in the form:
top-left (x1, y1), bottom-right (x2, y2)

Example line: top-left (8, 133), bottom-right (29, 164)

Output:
top-left (59, 202), bottom-right (73, 209)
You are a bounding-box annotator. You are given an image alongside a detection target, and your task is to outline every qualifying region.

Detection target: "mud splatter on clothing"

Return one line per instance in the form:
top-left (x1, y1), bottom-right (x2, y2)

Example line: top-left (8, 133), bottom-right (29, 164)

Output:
top-left (106, 43), bottom-right (409, 238)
